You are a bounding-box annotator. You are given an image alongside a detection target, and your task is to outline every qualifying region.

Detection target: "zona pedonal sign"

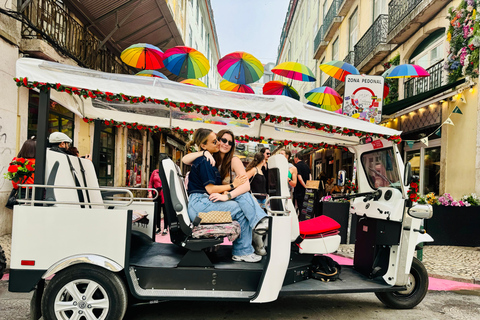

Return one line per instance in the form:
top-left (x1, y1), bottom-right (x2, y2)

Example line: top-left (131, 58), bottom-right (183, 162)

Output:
top-left (343, 74), bottom-right (384, 124)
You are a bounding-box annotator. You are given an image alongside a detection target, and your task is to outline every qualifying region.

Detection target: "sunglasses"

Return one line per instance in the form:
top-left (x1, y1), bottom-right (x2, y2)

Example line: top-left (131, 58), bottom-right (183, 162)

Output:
top-left (220, 137), bottom-right (234, 146)
top-left (265, 152), bottom-right (271, 156)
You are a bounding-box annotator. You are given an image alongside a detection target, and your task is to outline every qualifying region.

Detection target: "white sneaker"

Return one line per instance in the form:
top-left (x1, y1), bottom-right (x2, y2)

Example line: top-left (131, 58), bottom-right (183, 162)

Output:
top-left (253, 233), bottom-right (267, 256)
top-left (254, 218), bottom-right (269, 235)
top-left (232, 253), bottom-right (262, 263)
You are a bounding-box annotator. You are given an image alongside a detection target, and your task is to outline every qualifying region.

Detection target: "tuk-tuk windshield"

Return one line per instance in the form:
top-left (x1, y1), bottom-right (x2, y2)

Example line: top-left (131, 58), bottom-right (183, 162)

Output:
top-left (361, 148), bottom-right (401, 190)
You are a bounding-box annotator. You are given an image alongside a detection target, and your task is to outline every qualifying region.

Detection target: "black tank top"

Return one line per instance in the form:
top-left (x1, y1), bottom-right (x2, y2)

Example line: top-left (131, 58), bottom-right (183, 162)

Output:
top-left (250, 168), bottom-right (267, 200)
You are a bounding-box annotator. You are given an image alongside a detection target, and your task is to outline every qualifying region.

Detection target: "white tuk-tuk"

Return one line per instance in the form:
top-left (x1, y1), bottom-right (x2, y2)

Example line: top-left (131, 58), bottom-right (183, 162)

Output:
top-left (10, 59), bottom-right (433, 320)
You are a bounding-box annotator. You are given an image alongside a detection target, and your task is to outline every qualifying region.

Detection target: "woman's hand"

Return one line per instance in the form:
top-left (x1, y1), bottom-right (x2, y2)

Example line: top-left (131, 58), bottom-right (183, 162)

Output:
top-left (209, 193), bottom-right (228, 202)
top-left (147, 191), bottom-right (153, 199)
top-left (203, 150), bottom-right (215, 166)
top-left (233, 174), bottom-right (247, 188)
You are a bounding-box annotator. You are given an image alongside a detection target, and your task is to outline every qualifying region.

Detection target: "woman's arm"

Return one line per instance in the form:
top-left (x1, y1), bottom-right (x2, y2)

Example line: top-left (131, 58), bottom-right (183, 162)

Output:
top-left (230, 157), bottom-right (250, 198)
top-left (289, 166), bottom-right (297, 188)
top-left (246, 167), bottom-right (256, 179)
top-left (205, 174), bottom-right (247, 195)
top-left (182, 151), bottom-right (215, 166)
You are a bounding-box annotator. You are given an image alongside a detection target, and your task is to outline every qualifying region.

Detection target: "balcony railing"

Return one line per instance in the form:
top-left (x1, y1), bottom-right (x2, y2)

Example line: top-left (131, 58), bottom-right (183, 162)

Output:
top-left (314, 25), bottom-right (324, 53)
top-left (323, 0), bottom-right (342, 37)
top-left (344, 51), bottom-right (355, 66)
top-left (20, 0), bottom-right (134, 74)
top-left (324, 77), bottom-right (334, 88)
top-left (388, 0), bottom-right (423, 33)
top-left (354, 15), bottom-right (388, 66)
top-left (404, 60), bottom-right (445, 98)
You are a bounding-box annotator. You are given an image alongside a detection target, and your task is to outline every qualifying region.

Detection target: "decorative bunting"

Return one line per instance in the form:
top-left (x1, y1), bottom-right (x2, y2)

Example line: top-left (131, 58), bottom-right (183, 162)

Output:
top-left (452, 106), bottom-right (463, 114)
top-left (406, 140), bottom-right (415, 149)
top-left (420, 137), bottom-right (429, 147)
top-left (434, 128), bottom-right (442, 137)
top-left (13, 77), bottom-right (403, 146)
top-left (459, 93), bottom-right (467, 104)
top-left (444, 117), bottom-right (455, 126)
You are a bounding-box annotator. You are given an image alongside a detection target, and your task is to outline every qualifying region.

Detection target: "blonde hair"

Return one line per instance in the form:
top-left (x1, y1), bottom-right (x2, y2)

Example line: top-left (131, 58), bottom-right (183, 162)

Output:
top-left (186, 128), bottom-right (213, 151)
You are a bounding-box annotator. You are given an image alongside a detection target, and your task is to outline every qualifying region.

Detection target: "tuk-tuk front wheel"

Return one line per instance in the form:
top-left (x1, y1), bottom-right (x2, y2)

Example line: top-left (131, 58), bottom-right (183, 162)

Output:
top-left (375, 257), bottom-right (428, 309)
top-left (41, 264), bottom-right (128, 320)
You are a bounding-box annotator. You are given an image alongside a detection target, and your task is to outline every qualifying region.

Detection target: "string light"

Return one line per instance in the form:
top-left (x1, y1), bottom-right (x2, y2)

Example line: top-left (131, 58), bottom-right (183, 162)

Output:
top-left (469, 86), bottom-right (474, 93)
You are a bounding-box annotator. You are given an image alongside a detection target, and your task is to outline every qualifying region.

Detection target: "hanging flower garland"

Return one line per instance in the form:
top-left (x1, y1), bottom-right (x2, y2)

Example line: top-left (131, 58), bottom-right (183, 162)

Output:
top-left (14, 77), bottom-right (402, 148)
top-left (446, 0), bottom-right (480, 83)
top-left (407, 181), bottom-right (420, 203)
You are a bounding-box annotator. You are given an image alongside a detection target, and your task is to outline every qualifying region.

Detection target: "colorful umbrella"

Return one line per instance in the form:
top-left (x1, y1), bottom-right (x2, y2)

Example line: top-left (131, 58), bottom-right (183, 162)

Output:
top-left (263, 81), bottom-right (300, 100)
top-left (307, 101), bottom-right (343, 114)
top-left (180, 79), bottom-right (208, 87)
top-left (386, 64), bottom-right (430, 78)
top-left (271, 61), bottom-right (316, 82)
top-left (217, 51), bottom-right (264, 85)
top-left (305, 86), bottom-right (342, 111)
top-left (135, 70), bottom-right (168, 80)
top-left (163, 46), bottom-right (210, 79)
top-left (121, 43), bottom-right (164, 69)
top-left (381, 65), bottom-right (396, 78)
top-left (319, 60), bottom-right (359, 82)
top-left (220, 80), bottom-right (254, 94)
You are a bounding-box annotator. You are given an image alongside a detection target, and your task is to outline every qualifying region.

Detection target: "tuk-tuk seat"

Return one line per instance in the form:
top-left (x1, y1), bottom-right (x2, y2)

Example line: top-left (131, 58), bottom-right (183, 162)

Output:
top-left (299, 215), bottom-right (340, 237)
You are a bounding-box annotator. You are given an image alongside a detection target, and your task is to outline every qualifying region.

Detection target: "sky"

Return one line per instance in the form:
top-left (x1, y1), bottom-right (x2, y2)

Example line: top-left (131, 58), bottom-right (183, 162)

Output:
top-left (210, 0), bottom-right (291, 64)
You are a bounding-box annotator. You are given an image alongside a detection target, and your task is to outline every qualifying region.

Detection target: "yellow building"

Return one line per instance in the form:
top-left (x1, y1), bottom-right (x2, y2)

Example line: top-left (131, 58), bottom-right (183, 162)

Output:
top-left (277, 0), bottom-right (479, 199)
top-left (0, 0), bottom-right (220, 236)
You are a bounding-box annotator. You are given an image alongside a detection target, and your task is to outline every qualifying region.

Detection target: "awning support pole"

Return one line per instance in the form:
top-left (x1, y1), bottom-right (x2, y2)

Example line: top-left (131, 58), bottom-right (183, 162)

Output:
top-left (33, 89), bottom-right (50, 203)
top-left (92, 119), bottom-right (102, 176)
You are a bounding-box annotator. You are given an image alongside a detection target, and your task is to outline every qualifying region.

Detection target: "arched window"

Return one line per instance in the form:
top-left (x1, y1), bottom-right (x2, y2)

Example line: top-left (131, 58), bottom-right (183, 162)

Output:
top-left (408, 28), bottom-right (445, 69)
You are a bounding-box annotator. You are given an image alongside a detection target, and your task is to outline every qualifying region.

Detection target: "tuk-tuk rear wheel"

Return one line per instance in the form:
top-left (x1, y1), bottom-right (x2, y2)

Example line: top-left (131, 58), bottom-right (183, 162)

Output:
top-left (375, 257), bottom-right (428, 309)
top-left (41, 264), bottom-right (128, 320)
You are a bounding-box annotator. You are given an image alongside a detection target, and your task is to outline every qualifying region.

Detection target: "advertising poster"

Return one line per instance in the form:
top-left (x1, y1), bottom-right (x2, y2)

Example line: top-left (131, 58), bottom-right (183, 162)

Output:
top-left (343, 75), bottom-right (384, 124)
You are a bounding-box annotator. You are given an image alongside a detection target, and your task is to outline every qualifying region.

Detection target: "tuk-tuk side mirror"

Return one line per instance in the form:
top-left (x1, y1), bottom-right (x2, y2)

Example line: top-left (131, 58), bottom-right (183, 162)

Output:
top-left (404, 162), bottom-right (412, 186)
top-left (337, 170), bottom-right (346, 187)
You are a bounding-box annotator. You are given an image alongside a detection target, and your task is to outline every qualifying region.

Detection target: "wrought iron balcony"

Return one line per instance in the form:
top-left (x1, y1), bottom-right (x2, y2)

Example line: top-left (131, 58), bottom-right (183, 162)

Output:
top-left (404, 60), bottom-right (445, 98)
top-left (313, 25), bottom-right (327, 59)
top-left (323, 77), bottom-right (334, 88)
top-left (354, 15), bottom-right (390, 69)
top-left (388, 0), bottom-right (423, 33)
top-left (20, 0), bottom-right (133, 74)
top-left (344, 51), bottom-right (355, 66)
top-left (322, 0), bottom-right (343, 42)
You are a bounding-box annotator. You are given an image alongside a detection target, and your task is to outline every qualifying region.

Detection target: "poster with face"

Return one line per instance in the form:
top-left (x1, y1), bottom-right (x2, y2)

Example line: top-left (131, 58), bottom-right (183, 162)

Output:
top-left (343, 75), bottom-right (384, 124)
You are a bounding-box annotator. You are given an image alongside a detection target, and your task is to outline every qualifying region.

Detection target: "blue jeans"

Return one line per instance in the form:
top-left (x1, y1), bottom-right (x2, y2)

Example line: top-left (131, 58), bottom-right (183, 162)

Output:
top-left (188, 193), bottom-right (265, 256)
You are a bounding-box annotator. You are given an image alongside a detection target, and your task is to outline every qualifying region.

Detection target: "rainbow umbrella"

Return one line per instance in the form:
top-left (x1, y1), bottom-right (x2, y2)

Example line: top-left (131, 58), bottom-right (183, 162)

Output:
top-left (319, 60), bottom-right (359, 82)
top-left (263, 81), bottom-right (300, 100)
top-left (307, 101), bottom-right (343, 114)
top-left (386, 64), bottom-right (430, 78)
top-left (163, 46), bottom-right (210, 79)
top-left (271, 61), bottom-right (316, 82)
top-left (220, 80), bottom-right (254, 94)
top-left (180, 79), bottom-right (208, 87)
top-left (135, 70), bottom-right (168, 80)
top-left (217, 51), bottom-right (264, 85)
top-left (121, 43), bottom-right (164, 69)
top-left (305, 86), bottom-right (342, 111)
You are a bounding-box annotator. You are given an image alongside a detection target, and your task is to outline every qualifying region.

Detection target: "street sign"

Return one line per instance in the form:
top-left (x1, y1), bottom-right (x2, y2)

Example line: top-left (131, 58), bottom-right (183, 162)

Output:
top-left (343, 75), bottom-right (384, 124)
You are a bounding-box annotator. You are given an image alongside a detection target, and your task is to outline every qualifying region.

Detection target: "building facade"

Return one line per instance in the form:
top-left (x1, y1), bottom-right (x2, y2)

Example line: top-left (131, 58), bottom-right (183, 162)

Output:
top-left (277, 0), bottom-right (480, 198)
top-left (0, 0), bottom-right (220, 236)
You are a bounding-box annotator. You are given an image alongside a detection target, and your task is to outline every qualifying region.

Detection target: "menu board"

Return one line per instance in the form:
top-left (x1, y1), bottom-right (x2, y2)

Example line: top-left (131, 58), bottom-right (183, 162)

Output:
top-left (300, 180), bottom-right (320, 221)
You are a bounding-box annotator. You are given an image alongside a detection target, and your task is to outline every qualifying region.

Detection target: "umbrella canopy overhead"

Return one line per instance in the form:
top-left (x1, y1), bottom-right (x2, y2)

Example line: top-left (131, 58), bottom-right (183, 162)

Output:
top-left (16, 58), bottom-right (402, 147)
top-left (220, 80), bottom-right (254, 94)
top-left (272, 61), bottom-right (316, 82)
top-left (305, 86), bottom-right (342, 111)
top-left (217, 51), bottom-right (264, 85)
top-left (319, 60), bottom-right (359, 82)
top-left (180, 79), bottom-right (208, 87)
top-left (386, 64), bottom-right (430, 78)
top-left (263, 81), bottom-right (300, 100)
top-left (120, 43), bottom-right (164, 70)
top-left (135, 70), bottom-right (168, 80)
top-left (382, 65), bottom-right (396, 78)
top-left (163, 46), bottom-right (210, 79)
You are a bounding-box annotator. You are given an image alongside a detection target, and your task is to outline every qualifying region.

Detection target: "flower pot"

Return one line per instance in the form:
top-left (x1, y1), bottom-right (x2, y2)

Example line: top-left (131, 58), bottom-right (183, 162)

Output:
top-left (320, 202), bottom-right (351, 244)
top-left (424, 205), bottom-right (480, 247)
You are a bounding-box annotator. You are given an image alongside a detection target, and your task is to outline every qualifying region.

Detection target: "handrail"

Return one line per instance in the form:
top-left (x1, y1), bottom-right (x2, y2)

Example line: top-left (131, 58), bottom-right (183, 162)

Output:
top-left (265, 196), bottom-right (291, 216)
top-left (17, 184), bottom-right (134, 207)
top-left (100, 187), bottom-right (159, 201)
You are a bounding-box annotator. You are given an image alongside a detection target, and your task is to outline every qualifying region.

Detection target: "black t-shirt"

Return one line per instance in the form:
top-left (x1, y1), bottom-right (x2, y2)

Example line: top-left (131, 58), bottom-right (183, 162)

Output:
top-left (294, 161), bottom-right (310, 196)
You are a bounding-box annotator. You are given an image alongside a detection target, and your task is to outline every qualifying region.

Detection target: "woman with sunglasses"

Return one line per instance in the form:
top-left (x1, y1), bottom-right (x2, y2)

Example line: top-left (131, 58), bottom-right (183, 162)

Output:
top-left (183, 129), bottom-right (269, 256)
top-left (186, 128), bottom-right (267, 262)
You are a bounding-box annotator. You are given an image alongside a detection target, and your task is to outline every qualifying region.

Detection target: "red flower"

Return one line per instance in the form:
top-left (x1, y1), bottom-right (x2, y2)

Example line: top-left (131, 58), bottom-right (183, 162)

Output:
top-left (409, 193), bottom-right (417, 200)
top-left (104, 120), bottom-right (110, 126)
top-left (23, 77), bottom-right (28, 86)
top-left (56, 83), bottom-right (61, 90)
top-left (410, 182), bottom-right (418, 189)
top-left (211, 109), bottom-right (217, 116)
top-left (25, 162), bottom-right (34, 171)
top-left (8, 165), bottom-right (18, 173)
top-left (16, 158), bottom-right (26, 164)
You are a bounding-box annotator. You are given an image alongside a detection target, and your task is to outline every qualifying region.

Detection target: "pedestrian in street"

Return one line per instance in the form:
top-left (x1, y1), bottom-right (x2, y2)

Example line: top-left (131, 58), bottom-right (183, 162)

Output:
top-left (294, 153), bottom-right (311, 220)
top-left (148, 169), bottom-right (167, 235)
top-left (48, 132), bottom-right (72, 154)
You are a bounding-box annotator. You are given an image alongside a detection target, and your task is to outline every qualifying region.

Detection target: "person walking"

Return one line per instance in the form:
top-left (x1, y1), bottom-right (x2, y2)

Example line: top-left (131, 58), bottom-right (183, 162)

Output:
top-left (294, 153), bottom-right (311, 220)
top-left (148, 169), bottom-right (167, 235)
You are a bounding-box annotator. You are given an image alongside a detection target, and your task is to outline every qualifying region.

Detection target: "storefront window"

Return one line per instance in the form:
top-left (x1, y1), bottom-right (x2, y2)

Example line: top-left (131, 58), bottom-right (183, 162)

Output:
top-left (406, 146), bottom-right (440, 195)
top-left (28, 91), bottom-right (74, 140)
top-left (126, 130), bottom-right (143, 187)
top-left (98, 126), bottom-right (115, 186)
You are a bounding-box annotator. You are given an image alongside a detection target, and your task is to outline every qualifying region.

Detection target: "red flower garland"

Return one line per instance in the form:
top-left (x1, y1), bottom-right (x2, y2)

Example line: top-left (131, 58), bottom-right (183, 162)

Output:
top-left (408, 182), bottom-right (419, 202)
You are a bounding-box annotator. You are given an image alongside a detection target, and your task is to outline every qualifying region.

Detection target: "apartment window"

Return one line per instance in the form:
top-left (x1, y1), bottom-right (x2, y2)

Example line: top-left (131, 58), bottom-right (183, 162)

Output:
top-left (373, 0), bottom-right (387, 21)
top-left (332, 37), bottom-right (339, 61)
top-left (323, 0), bottom-right (328, 19)
top-left (189, 26), bottom-right (193, 47)
top-left (349, 8), bottom-right (358, 52)
top-left (201, 17), bottom-right (204, 40)
top-left (196, 0), bottom-right (200, 23)
top-left (305, 41), bottom-right (309, 64)
top-left (409, 29), bottom-right (445, 70)
top-left (206, 34), bottom-right (210, 58)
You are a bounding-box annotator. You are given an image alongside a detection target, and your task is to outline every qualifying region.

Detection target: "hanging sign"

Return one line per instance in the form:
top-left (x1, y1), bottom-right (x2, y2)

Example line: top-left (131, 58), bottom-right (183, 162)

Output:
top-left (343, 75), bottom-right (384, 124)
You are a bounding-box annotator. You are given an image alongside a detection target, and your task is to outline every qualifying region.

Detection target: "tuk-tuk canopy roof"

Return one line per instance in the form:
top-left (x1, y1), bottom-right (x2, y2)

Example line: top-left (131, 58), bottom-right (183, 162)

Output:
top-left (16, 58), bottom-right (401, 149)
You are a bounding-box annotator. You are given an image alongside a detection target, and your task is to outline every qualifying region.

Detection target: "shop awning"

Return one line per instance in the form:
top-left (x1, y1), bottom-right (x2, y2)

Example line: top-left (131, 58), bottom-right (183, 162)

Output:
top-left (383, 79), bottom-right (466, 116)
top-left (16, 58), bottom-right (402, 147)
